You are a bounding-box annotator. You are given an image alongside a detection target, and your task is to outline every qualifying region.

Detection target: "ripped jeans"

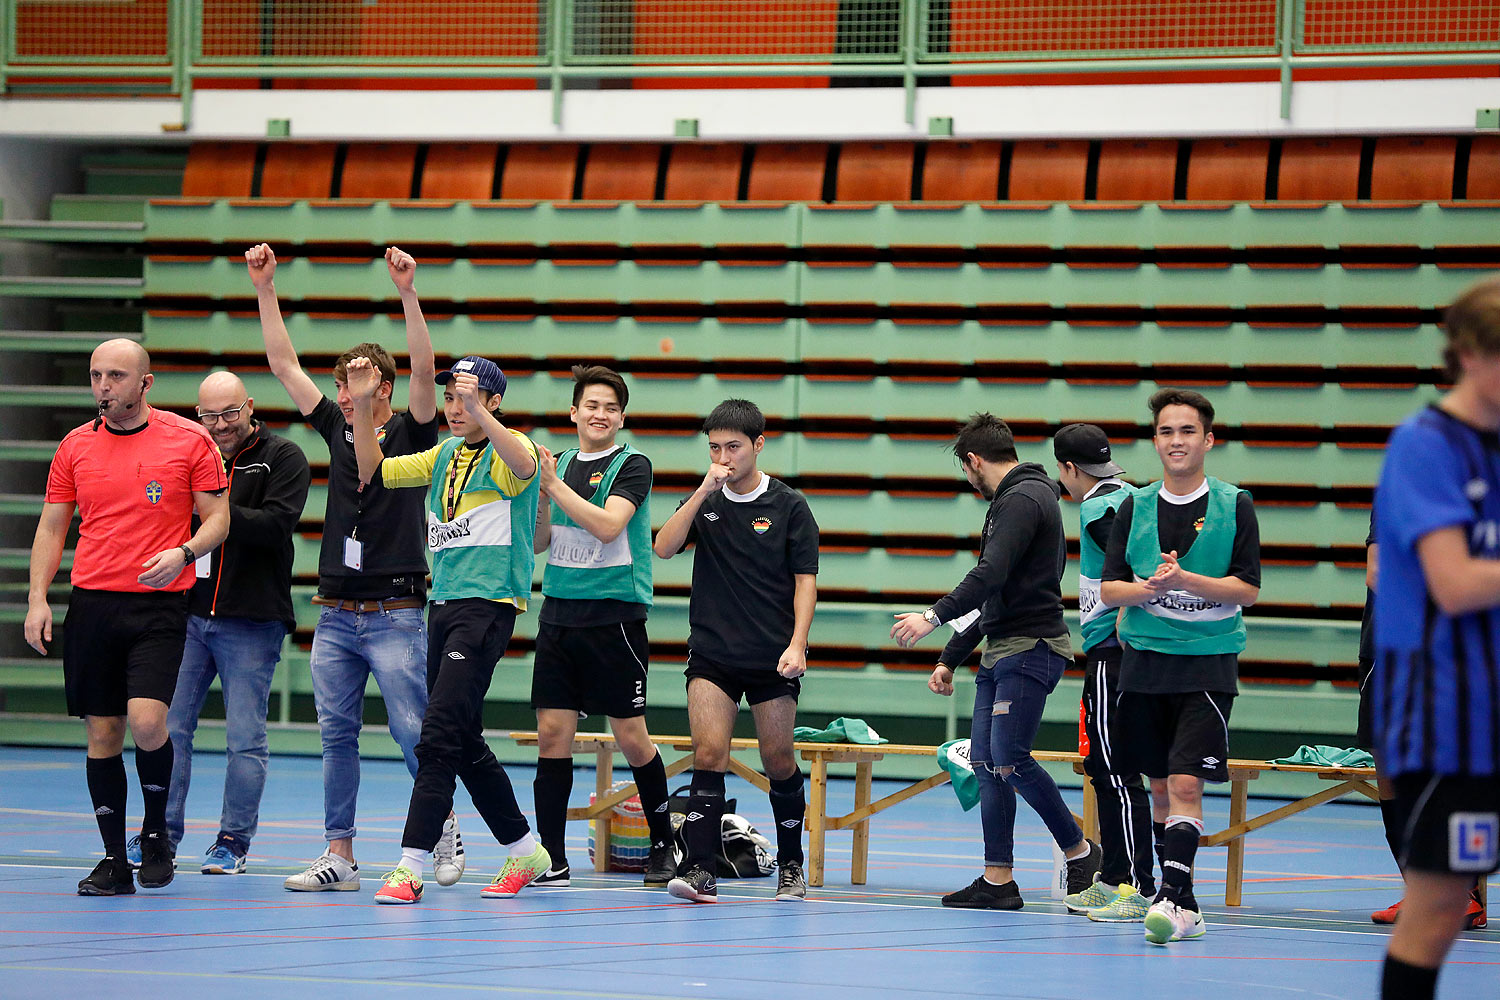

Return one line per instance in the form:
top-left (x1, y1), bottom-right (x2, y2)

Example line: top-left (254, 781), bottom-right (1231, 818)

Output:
top-left (969, 639), bottom-right (1084, 868)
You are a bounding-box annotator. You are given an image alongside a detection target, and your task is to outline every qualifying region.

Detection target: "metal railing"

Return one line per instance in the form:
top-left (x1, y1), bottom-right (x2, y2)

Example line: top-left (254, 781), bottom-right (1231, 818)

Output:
top-left (2, 1), bottom-right (1497, 124)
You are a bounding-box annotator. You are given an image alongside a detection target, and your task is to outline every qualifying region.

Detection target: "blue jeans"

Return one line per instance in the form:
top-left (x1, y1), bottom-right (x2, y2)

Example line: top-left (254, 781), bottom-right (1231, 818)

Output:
top-left (165, 615), bottom-right (287, 851)
top-left (970, 640), bottom-right (1084, 868)
top-left (310, 604), bottom-right (428, 842)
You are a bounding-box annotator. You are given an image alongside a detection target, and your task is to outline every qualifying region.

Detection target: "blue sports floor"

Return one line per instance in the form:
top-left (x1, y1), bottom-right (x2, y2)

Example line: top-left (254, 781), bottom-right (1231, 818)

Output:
top-left (1, 745), bottom-right (1494, 999)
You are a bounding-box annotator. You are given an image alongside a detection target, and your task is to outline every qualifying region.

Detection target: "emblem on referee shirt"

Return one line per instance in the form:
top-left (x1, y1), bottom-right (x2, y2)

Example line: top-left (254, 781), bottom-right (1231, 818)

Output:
top-left (589, 471), bottom-right (604, 488)
top-left (752, 517), bottom-right (772, 534)
top-left (145, 480), bottom-right (163, 504)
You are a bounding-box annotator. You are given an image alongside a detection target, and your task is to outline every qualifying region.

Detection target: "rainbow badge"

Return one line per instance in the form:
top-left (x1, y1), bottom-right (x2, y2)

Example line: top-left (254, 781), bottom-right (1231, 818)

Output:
top-left (589, 471), bottom-right (604, 488)
top-left (751, 517), bottom-right (772, 535)
top-left (145, 481), bottom-right (163, 504)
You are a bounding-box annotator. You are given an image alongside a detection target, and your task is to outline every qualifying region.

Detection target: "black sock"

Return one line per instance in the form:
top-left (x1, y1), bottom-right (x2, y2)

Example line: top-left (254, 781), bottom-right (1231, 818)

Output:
top-left (1381, 955), bottom-right (1439, 1000)
top-left (134, 741), bottom-right (174, 835)
top-left (1157, 821), bottom-right (1201, 911)
top-left (86, 754), bottom-right (128, 856)
top-left (684, 771), bottom-right (726, 869)
top-left (1379, 795), bottom-right (1410, 870)
top-left (533, 756), bottom-right (574, 865)
top-left (630, 752), bottom-right (673, 847)
top-left (768, 772), bottom-right (805, 865)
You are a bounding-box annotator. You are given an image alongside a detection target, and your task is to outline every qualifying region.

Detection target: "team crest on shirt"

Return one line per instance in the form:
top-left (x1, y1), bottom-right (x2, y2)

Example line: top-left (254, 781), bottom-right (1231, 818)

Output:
top-left (1193, 516), bottom-right (1205, 533)
top-left (751, 517), bottom-right (772, 534)
top-left (145, 481), bottom-right (163, 504)
top-left (589, 471), bottom-right (604, 488)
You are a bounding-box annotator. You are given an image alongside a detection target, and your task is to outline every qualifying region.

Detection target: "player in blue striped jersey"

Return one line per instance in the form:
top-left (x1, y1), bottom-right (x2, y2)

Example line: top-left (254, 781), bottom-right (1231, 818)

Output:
top-left (1373, 274), bottom-right (1500, 1000)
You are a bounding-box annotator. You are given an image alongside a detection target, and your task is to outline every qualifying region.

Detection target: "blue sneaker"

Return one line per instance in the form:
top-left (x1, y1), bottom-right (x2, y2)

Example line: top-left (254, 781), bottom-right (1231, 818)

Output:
top-left (201, 840), bottom-right (246, 875)
top-left (125, 834), bottom-right (142, 869)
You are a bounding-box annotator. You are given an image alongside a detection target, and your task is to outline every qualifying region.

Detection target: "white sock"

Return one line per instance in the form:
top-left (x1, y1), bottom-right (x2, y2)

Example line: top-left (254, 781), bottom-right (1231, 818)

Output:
top-left (1099, 881), bottom-right (1120, 893)
top-left (399, 848), bottom-right (428, 877)
top-left (1065, 841), bottom-right (1092, 862)
top-left (504, 832), bottom-right (539, 857)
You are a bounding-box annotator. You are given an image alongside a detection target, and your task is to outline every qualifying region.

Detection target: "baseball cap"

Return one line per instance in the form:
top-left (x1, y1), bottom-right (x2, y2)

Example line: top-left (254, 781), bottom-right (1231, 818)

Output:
top-left (436, 356), bottom-right (507, 397)
top-left (1053, 423), bottom-right (1125, 477)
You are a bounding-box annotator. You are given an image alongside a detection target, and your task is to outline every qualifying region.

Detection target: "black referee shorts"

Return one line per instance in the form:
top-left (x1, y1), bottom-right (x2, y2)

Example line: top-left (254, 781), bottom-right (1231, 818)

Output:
top-left (531, 619), bottom-right (651, 718)
top-left (683, 649), bottom-right (799, 706)
top-left (63, 587), bottom-right (188, 718)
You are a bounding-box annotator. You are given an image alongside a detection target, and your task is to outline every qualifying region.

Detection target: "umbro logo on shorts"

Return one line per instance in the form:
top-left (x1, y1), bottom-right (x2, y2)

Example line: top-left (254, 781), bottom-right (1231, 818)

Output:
top-left (686, 811), bottom-right (705, 822)
top-left (703, 512), bottom-right (719, 521)
top-left (94, 806), bottom-right (113, 816)
top-left (448, 651), bottom-right (465, 660)
top-left (1202, 757), bottom-right (1220, 767)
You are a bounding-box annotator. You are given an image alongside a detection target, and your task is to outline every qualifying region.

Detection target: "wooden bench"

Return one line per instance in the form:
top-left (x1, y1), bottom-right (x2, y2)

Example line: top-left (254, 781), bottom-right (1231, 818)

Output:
top-left (506, 731), bottom-right (1466, 904)
top-left (509, 731), bottom-right (1088, 888)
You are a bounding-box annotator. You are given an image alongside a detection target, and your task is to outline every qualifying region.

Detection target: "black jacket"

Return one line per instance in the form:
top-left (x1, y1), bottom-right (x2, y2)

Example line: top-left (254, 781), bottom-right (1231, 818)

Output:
top-left (930, 462), bottom-right (1068, 664)
top-left (188, 424), bottom-right (311, 631)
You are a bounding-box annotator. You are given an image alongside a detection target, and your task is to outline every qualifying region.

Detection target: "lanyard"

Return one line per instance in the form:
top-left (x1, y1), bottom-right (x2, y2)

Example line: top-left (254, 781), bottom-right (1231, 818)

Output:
top-left (444, 445), bottom-right (483, 521)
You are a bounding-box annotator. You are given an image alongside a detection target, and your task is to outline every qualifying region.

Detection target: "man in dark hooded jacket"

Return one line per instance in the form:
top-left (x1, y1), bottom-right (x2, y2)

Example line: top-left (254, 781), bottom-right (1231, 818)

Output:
top-left (892, 413), bottom-right (1100, 910)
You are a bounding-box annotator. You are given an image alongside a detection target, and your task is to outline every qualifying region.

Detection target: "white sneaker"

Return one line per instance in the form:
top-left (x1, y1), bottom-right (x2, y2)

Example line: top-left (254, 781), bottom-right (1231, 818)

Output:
top-left (433, 814), bottom-right (466, 887)
top-left (1143, 898), bottom-right (1207, 945)
top-left (284, 851), bottom-right (360, 892)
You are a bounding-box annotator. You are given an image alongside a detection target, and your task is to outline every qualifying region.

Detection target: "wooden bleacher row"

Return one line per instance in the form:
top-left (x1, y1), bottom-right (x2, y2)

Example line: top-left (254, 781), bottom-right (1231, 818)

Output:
top-left (172, 135), bottom-right (1500, 204)
top-left (0, 365), bottom-right (1440, 436)
top-left (136, 253), bottom-right (1483, 313)
top-left (133, 200), bottom-right (1500, 257)
top-left (129, 312), bottom-right (1445, 370)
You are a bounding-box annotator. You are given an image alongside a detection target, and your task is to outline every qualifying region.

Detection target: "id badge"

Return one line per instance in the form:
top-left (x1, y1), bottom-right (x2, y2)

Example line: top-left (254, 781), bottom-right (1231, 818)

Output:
top-left (195, 555), bottom-right (211, 579)
top-left (343, 535), bottom-right (364, 571)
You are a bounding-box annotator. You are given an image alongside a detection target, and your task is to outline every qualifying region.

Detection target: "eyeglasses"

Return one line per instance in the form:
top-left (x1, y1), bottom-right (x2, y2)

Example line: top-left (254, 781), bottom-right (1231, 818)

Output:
top-left (197, 402), bottom-right (248, 426)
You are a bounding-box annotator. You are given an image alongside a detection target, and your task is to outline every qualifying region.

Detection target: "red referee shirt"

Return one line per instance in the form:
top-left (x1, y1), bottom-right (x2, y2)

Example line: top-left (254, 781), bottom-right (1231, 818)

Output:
top-left (45, 407), bottom-right (227, 593)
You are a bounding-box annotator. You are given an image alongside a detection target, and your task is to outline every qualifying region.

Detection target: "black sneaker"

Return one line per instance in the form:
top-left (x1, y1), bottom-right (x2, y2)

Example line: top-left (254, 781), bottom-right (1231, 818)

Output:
top-left (942, 876), bottom-right (1024, 910)
top-left (643, 842), bottom-right (676, 886)
top-left (78, 856), bottom-right (135, 896)
top-left (774, 860), bottom-right (807, 901)
top-left (137, 830), bottom-right (176, 889)
top-left (1064, 839), bottom-right (1103, 896)
top-left (532, 864), bottom-right (571, 887)
top-left (667, 862), bottom-right (718, 904)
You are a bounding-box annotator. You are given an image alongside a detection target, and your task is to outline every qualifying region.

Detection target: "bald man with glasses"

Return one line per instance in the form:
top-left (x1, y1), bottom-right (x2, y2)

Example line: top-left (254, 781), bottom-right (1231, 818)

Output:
top-left (132, 371), bottom-right (310, 877)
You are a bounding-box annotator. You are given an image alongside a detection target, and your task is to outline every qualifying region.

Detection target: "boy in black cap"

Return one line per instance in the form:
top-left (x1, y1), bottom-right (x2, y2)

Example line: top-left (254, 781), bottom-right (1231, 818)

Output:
top-left (1054, 424), bottom-right (1158, 922)
top-left (347, 354), bottom-right (550, 904)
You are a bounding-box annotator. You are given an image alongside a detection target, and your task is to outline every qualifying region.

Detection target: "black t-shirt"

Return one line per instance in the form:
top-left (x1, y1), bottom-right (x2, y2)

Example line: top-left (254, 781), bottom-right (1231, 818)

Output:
top-left (1103, 486), bottom-right (1261, 694)
top-left (306, 397), bottom-right (439, 598)
top-left (680, 475), bottom-right (820, 670)
top-left (539, 447), bottom-right (653, 627)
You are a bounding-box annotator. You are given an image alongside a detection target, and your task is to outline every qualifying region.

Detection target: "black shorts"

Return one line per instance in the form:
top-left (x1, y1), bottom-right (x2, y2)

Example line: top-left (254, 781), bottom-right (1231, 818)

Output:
top-left (1355, 657), bottom-right (1375, 753)
top-left (1393, 772), bottom-right (1500, 876)
top-left (1117, 689), bottom-right (1235, 783)
top-left (684, 649), bottom-right (799, 706)
top-left (531, 620), bottom-right (650, 718)
top-left (63, 587), bottom-right (188, 718)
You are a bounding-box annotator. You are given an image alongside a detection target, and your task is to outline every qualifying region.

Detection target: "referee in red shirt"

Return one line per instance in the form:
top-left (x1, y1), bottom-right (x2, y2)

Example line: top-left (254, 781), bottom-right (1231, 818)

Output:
top-left (24, 339), bottom-right (230, 896)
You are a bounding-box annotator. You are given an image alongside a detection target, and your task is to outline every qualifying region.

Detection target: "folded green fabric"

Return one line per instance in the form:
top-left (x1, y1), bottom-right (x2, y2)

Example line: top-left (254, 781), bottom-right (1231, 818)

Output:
top-left (792, 717), bottom-right (888, 745)
top-left (937, 739), bottom-right (980, 811)
top-left (1268, 745), bottom-right (1375, 768)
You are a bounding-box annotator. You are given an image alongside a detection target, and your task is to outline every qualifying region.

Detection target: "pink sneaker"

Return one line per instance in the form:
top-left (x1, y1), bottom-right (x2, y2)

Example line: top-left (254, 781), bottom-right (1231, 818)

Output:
top-left (373, 867), bottom-right (422, 904)
top-left (481, 845), bottom-right (552, 899)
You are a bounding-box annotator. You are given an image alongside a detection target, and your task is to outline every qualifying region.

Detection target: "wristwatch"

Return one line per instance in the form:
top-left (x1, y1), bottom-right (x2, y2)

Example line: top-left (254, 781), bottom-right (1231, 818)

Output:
top-left (179, 544), bottom-right (196, 564)
top-left (922, 608), bottom-right (940, 627)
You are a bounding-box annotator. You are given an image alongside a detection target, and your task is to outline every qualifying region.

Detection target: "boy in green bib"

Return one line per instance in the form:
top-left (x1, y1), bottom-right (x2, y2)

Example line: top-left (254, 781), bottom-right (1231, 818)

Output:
top-left (529, 365), bottom-right (675, 887)
top-left (1100, 389), bottom-right (1261, 947)
top-left (346, 354), bottom-right (550, 905)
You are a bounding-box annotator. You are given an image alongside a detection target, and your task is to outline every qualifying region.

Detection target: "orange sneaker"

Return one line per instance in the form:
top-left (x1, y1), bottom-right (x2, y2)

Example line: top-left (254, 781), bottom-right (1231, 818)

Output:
top-left (373, 866), bottom-right (422, 904)
top-left (481, 844), bottom-right (551, 899)
top-left (1464, 889), bottom-right (1487, 930)
top-left (1371, 898), bottom-right (1403, 924)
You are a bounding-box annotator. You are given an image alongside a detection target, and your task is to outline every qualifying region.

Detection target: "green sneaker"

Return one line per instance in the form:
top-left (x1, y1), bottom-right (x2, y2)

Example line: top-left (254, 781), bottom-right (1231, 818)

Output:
top-left (1063, 873), bottom-right (1115, 914)
top-left (1086, 883), bottom-right (1150, 922)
